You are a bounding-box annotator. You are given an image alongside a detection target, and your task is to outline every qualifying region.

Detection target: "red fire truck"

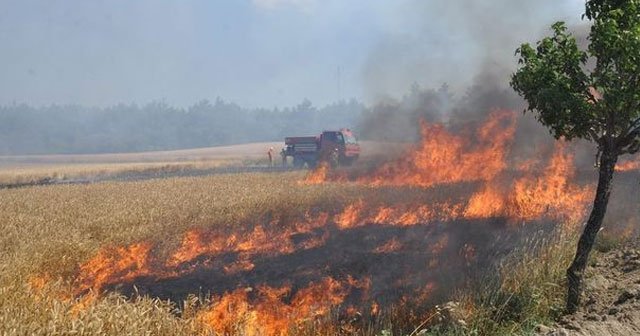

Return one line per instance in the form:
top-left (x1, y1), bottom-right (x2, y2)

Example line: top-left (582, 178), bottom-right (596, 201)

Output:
top-left (283, 129), bottom-right (360, 168)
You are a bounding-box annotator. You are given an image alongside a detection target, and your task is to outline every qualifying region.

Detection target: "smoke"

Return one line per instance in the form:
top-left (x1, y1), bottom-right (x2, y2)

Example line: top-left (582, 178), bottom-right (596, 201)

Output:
top-left (362, 0), bottom-right (583, 100)
top-left (358, 83), bottom-right (451, 142)
top-left (358, 0), bottom-right (594, 163)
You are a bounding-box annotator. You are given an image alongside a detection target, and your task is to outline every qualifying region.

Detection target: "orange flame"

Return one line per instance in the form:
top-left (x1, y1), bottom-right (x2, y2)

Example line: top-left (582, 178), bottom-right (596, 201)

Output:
top-left (510, 144), bottom-right (591, 223)
top-left (462, 144), bottom-right (592, 223)
top-left (335, 200), bottom-right (366, 229)
top-left (55, 108), bottom-right (602, 335)
top-left (359, 110), bottom-right (516, 187)
top-left (303, 162), bottom-right (330, 184)
top-left (616, 158), bottom-right (640, 172)
top-left (197, 277), bottom-right (355, 336)
top-left (297, 110), bottom-right (592, 226)
top-left (374, 238), bottom-right (403, 253)
top-left (76, 243), bottom-right (153, 293)
top-left (167, 229), bottom-right (230, 267)
top-left (333, 201), bottom-right (466, 228)
top-left (464, 186), bottom-right (507, 219)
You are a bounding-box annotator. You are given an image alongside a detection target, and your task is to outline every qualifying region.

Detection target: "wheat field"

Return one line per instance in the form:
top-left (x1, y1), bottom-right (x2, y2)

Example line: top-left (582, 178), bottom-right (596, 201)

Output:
top-left (1, 160), bottom-right (635, 335)
top-left (0, 170), bottom-right (402, 335)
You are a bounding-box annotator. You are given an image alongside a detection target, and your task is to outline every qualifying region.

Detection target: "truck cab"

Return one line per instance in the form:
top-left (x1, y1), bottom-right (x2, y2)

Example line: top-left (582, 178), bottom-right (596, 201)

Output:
top-left (318, 129), bottom-right (360, 166)
top-left (284, 128), bottom-right (360, 168)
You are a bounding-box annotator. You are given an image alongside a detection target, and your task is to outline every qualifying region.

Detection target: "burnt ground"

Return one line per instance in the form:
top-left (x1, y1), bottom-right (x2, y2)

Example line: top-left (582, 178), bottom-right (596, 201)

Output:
top-left (106, 217), bottom-right (545, 314)
top-left (92, 172), bottom-right (637, 322)
top-left (96, 170), bottom-right (638, 330)
top-left (537, 239), bottom-right (640, 336)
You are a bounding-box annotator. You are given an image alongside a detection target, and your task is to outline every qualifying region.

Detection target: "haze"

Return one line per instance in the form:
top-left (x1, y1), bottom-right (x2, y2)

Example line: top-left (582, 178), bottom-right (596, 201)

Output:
top-left (1, 0), bottom-right (584, 108)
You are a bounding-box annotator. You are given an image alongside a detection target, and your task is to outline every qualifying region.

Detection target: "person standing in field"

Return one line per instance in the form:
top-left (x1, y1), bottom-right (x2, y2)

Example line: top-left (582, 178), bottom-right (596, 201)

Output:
top-left (267, 147), bottom-right (274, 167)
top-left (280, 148), bottom-right (287, 167)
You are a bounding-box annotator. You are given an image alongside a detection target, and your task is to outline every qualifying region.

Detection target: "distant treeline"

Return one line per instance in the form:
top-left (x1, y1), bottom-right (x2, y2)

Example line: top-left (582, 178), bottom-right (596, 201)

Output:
top-left (0, 98), bottom-right (366, 155)
top-left (0, 85), bottom-right (475, 155)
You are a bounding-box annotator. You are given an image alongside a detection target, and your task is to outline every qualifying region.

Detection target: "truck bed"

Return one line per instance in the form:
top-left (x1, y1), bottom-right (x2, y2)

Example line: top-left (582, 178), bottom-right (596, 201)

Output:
top-left (285, 136), bottom-right (317, 145)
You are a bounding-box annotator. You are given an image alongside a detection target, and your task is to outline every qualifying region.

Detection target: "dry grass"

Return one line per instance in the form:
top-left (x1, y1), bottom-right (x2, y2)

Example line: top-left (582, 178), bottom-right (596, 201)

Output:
top-left (0, 160), bottom-right (242, 186)
top-left (0, 170), bottom-right (390, 335)
top-left (1, 171), bottom-right (352, 274)
top-left (0, 141), bottom-right (283, 165)
top-left (0, 140), bottom-right (286, 186)
top-left (456, 230), bottom-right (577, 335)
top-left (0, 164), bottom-right (616, 336)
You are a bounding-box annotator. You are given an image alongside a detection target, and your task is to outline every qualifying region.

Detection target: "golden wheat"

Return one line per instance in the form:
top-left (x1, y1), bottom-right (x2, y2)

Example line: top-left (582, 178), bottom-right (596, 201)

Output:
top-left (0, 169), bottom-right (404, 335)
top-left (0, 165), bottom-right (616, 335)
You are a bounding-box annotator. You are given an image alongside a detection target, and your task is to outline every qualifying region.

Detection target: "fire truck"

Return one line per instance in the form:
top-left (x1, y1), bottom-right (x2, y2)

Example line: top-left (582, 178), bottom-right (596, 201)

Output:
top-left (283, 129), bottom-right (360, 168)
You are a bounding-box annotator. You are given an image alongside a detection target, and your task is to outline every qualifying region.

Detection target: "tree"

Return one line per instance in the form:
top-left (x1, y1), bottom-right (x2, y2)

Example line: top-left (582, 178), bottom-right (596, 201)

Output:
top-left (511, 0), bottom-right (640, 313)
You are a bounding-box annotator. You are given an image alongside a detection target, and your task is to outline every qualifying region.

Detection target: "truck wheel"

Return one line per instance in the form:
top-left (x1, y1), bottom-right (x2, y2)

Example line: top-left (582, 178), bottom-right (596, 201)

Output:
top-left (293, 157), bottom-right (304, 168)
top-left (328, 152), bottom-right (339, 168)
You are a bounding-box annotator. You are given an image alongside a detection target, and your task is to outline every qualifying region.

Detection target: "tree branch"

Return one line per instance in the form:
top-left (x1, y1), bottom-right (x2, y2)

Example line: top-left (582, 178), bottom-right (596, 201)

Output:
top-left (588, 128), bottom-right (601, 143)
top-left (619, 139), bottom-right (640, 155)
top-left (627, 141), bottom-right (640, 154)
top-left (617, 121), bottom-right (640, 148)
top-left (624, 116), bottom-right (640, 136)
top-left (594, 147), bottom-right (602, 167)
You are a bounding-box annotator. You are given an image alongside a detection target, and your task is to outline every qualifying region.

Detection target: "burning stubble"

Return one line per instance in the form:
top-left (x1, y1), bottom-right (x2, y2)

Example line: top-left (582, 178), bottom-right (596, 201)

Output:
top-left (37, 109), bottom-right (624, 335)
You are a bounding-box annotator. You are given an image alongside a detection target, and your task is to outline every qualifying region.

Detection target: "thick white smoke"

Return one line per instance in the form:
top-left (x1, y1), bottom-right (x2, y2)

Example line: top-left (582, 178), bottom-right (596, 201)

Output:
top-left (362, 0), bottom-right (585, 102)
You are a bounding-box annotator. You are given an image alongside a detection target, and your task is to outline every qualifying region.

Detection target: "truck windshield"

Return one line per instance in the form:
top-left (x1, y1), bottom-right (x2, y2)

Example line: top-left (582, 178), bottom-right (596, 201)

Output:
top-left (344, 133), bottom-right (357, 144)
top-left (323, 132), bottom-right (344, 143)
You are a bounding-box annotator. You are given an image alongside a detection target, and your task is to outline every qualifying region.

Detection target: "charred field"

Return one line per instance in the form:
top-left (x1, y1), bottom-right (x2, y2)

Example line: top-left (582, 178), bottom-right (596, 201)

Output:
top-left (2, 111), bottom-right (640, 336)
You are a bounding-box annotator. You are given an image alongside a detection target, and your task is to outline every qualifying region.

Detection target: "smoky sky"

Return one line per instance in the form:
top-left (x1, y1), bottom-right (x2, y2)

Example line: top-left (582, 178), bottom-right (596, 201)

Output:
top-left (363, 0), bottom-right (586, 102)
top-left (0, 0), bottom-right (585, 108)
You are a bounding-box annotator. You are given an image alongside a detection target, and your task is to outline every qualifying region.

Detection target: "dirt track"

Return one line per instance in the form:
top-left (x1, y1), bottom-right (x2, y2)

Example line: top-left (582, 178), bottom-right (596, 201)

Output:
top-left (0, 142), bottom-right (284, 166)
top-left (537, 239), bottom-right (640, 336)
top-left (0, 165), bottom-right (302, 189)
top-left (0, 141), bottom-right (405, 189)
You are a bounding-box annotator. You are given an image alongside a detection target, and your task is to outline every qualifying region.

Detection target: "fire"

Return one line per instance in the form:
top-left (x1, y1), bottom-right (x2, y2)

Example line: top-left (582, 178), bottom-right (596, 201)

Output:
top-left (38, 108), bottom-right (602, 335)
top-left (463, 144), bottom-right (592, 223)
top-left (166, 224), bottom-right (298, 274)
top-left (237, 225), bottom-right (295, 255)
top-left (333, 201), bottom-right (467, 228)
top-left (374, 237), bottom-right (403, 253)
top-left (359, 110), bottom-right (516, 187)
top-left (167, 229), bottom-right (230, 267)
top-left (197, 277), bottom-right (354, 336)
top-left (327, 142), bottom-right (591, 226)
top-left (197, 288), bottom-right (254, 335)
top-left (303, 162), bottom-right (330, 184)
top-left (616, 158), bottom-right (640, 171)
top-left (76, 243), bottom-right (153, 294)
top-left (335, 200), bottom-right (366, 229)
top-left (463, 186), bottom-right (507, 219)
top-left (306, 110), bottom-right (592, 225)
top-left (510, 144), bottom-right (591, 223)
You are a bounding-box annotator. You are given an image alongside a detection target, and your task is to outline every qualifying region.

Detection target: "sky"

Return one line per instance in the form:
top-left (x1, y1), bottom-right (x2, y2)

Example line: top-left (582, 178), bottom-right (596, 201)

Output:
top-left (0, 0), bottom-right (586, 108)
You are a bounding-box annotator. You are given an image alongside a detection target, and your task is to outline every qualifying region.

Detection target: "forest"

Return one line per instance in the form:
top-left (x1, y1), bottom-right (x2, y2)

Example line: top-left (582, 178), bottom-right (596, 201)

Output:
top-left (0, 84), bottom-right (463, 155)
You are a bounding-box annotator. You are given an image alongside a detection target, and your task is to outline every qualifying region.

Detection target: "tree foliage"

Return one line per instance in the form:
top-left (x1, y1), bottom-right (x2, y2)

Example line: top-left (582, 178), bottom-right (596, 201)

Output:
top-left (511, 0), bottom-right (640, 313)
top-left (512, 1), bottom-right (640, 154)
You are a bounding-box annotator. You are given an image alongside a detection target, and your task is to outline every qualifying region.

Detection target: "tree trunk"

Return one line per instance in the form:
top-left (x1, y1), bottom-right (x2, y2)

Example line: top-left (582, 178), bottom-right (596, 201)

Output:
top-left (566, 144), bottom-right (618, 313)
